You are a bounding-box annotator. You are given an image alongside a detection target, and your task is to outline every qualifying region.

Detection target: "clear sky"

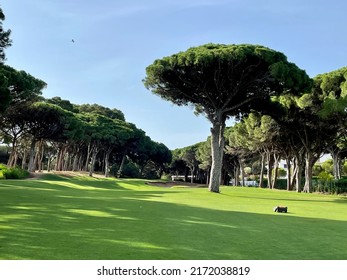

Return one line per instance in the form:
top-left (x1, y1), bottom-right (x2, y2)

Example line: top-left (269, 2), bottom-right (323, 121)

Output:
top-left (2, 0), bottom-right (347, 149)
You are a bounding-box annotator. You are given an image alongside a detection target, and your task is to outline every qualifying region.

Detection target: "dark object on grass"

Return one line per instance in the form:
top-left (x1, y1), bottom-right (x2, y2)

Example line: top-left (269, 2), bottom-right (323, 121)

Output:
top-left (274, 206), bottom-right (288, 213)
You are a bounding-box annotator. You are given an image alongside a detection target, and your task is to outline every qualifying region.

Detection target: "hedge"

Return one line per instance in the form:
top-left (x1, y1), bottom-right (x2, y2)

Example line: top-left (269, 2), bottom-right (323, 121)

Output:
top-left (0, 164), bottom-right (30, 179)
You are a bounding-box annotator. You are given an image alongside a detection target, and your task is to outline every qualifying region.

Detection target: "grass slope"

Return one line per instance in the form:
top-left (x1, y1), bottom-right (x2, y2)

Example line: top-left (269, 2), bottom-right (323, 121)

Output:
top-left (0, 174), bottom-right (347, 260)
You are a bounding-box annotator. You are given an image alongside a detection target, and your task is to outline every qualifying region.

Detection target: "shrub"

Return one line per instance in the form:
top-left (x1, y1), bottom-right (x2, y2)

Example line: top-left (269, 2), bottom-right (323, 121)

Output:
top-left (260, 178), bottom-right (287, 189)
top-left (321, 159), bottom-right (333, 174)
top-left (121, 161), bottom-right (140, 178)
top-left (0, 163), bottom-right (7, 171)
top-left (161, 173), bottom-right (172, 181)
top-left (318, 171), bottom-right (334, 181)
top-left (334, 179), bottom-right (347, 194)
top-left (0, 163), bottom-right (7, 179)
top-left (274, 178), bottom-right (287, 190)
top-left (313, 164), bottom-right (323, 176)
top-left (277, 168), bottom-right (287, 178)
top-left (312, 176), bottom-right (347, 194)
top-left (2, 166), bottom-right (30, 179)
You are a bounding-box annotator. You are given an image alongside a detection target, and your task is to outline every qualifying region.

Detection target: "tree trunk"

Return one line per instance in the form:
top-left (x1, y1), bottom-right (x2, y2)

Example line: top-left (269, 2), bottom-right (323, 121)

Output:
top-left (7, 135), bottom-right (18, 168)
top-left (332, 151), bottom-right (341, 180)
top-left (88, 146), bottom-right (99, 177)
top-left (27, 139), bottom-right (36, 172)
top-left (13, 153), bottom-right (18, 167)
top-left (208, 115), bottom-right (225, 193)
top-left (272, 153), bottom-right (280, 189)
top-left (337, 157), bottom-right (342, 180)
top-left (8, 150), bottom-right (18, 168)
top-left (55, 148), bottom-right (65, 171)
top-left (8, 149), bottom-right (16, 167)
top-left (63, 152), bottom-right (70, 171)
top-left (286, 158), bottom-right (292, 191)
top-left (55, 149), bottom-right (61, 171)
top-left (292, 150), bottom-right (304, 192)
top-left (38, 141), bottom-right (44, 172)
top-left (117, 153), bottom-right (126, 178)
top-left (140, 161), bottom-right (150, 177)
top-left (184, 167), bottom-right (189, 182)
top-left (78, 155), bottom-right (84, 171)
top-left (294, 159), bottom-right (303, 193)
top-left (84, 143), bottom-right (91, 171)
top-left (21, 151), bottom-right (27, 170)
top-left (190, 166), bottom-right (195, 183)
top-left (240, 159), bottom-right (245, 186)
top-left (33, 143), bottom-right (39, 171)
top-left (47, 156), bottom-right (52, 172)
top-left (303, 151), bottom-right (314, 193)
top-left (259, 153), bottom-right (265, 188)
top-left (72, 154), bottom-right (79, 171)
top-left (104, 150), bottom-right (111, 177)
top-left (234, 165), bottom-right (240, 186)
top-left (206, 167), bottom-right (210, 185)
top-left (266, 150), bottom-right (274, 189)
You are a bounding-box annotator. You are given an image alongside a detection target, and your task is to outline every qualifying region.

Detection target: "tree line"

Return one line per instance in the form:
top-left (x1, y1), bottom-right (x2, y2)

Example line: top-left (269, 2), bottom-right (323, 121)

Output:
top-left (167, 66), bottom-right (347, 192)
top-left (0, 7), bottom-right (171, 178)
top-left (0, 76), bottom-right (172, 178)
top-left (0, 82), bottom-right (172, 177)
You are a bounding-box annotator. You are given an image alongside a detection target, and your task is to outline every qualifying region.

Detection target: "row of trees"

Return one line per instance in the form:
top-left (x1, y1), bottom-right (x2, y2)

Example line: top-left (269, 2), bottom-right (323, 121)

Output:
top-left (144, 43), bottom-right (347, 193)
top-left (167, 66), bottom-right (347, 192)
top-left (0, 90), bottom-right (172, 178)
top-left (0, 7), bottom-right (171, 178)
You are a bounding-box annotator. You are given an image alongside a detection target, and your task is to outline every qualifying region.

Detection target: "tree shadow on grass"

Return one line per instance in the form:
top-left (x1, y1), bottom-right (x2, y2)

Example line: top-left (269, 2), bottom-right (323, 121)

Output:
top-left (0, 178), bottom-right (347, 260)
top-left (221, 188), bottom-right (347, 205)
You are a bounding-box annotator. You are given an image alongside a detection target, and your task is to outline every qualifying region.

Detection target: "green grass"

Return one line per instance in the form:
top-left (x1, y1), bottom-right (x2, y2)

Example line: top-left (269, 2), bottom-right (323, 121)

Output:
top-left (0, 174), bottom-right (347, 260)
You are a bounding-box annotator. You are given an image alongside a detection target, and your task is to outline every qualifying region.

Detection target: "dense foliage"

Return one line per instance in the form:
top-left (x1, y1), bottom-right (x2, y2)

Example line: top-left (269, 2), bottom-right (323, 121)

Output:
top-left (0, 95), bottom-right (171, 178)
top-left (168, 67), bottom-right (347, 193)
top-left (144, 43), bottom-right (311, 192)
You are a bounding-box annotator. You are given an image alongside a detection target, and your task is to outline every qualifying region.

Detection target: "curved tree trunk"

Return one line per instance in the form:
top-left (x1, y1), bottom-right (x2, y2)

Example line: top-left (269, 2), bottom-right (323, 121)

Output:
top-left (88, 146), bottom-right (99, 177)
top-left (208, 114), bottom-right (225, 193)
top-left (84, 143), bottom-right (91, 172)
top-left (55, 147), bottom-right (65, 171)
top-left (293, 149), bottom-right (304, 192)
top-left (104, 149), bottom-right (111, 177)
top-left (117, 153), bottom-right (127, 178)
top-left (7, 135), bottom-right (19, 168)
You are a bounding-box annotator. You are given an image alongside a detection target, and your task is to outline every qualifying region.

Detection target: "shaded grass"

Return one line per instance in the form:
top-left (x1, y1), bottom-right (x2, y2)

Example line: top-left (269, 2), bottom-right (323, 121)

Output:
top-left (0, 175), bottom-right (347, 260)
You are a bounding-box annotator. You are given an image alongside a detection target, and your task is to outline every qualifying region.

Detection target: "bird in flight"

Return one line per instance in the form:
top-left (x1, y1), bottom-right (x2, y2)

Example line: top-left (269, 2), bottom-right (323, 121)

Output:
top-left (71, 39), bottom-right (75, 43)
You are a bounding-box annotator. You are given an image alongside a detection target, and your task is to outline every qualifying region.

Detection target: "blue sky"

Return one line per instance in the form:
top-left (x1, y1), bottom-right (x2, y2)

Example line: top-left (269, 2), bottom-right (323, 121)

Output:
top-left (2, 0), bottom-right (347, 149)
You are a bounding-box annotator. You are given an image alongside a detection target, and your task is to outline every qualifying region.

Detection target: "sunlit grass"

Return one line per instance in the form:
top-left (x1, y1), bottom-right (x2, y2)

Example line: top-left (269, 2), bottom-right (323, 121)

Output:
top-left (0, 174), bottom-right (346, 260)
